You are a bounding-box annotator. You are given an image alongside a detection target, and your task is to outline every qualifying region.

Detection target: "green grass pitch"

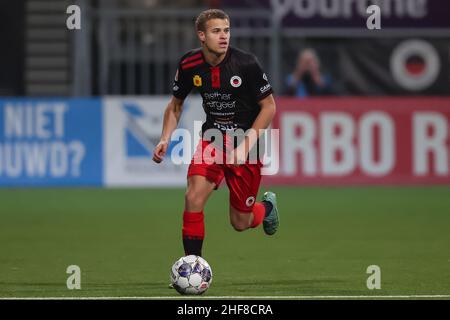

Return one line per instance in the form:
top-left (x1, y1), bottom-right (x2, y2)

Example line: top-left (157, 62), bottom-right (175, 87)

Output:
top-left (0, 186), bottom-right (449, 299)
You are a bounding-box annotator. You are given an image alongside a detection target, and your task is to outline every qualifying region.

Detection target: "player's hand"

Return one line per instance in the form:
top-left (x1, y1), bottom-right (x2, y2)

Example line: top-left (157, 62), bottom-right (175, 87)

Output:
top-left (152, 141), bottom-right (168, 163)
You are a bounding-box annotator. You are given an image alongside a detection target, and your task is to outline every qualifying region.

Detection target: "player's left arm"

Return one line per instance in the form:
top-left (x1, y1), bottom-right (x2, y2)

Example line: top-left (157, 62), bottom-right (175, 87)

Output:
top-left (235, 55), bottom-right (276, 163)
top-left (246, 56), bottom-right (276, 148)
top-left (246, 94), bottom-right (276, 150)
top-left (234, 94), bottom-right (276, 164)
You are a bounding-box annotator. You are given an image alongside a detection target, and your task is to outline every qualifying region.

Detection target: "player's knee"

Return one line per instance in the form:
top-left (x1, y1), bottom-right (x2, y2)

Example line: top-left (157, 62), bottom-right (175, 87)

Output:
top-left (185, 189), bottom-right (205, 211)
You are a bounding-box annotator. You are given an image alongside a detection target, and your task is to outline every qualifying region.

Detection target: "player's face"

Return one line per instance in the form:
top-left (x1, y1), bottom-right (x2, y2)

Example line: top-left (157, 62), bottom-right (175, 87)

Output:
top-left (198, 18), bottom-right (230, 55)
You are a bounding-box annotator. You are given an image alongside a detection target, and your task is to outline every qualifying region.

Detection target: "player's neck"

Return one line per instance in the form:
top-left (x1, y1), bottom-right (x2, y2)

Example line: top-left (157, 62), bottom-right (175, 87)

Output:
top-left (202, 47), bottom-right (227, 67)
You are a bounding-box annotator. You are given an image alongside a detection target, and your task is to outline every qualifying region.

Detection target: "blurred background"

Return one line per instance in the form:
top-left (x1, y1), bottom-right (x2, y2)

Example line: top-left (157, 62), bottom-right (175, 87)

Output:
top-left (2, 0), bottom-right (450, 97)
top-left (0, 0), bottom-right (449, 298)
top-left (1, 0), bottom-right (449, 186)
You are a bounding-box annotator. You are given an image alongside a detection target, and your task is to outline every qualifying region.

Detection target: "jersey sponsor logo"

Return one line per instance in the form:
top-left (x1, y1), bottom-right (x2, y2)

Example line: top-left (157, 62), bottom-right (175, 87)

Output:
top-left (193, 75), bottom-right (202, 87)
top-left (213, 122), bottom-right (238, 131)
top-left (205, 100), bottom-right (236, 110)
top-left (260, 84), bottom-right (271, 93)
top-left (230, 76), bottom-right (242, 88)
top-left (210, 111), bottom-right (234, 116)
top-left (245, 196), bottom-right (256, 207)
top-left (203, 92), bottom-right (232, 100)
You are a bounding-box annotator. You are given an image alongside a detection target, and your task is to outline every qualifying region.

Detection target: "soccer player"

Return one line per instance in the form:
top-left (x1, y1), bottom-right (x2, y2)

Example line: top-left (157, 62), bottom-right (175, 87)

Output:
top-left (152, 9), bottom-right (279, 257)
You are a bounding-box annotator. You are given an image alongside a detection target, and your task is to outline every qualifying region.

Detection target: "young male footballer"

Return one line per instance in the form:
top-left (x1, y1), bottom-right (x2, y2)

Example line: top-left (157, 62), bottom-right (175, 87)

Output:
top-left (152, 9), bottom-right (279, 257)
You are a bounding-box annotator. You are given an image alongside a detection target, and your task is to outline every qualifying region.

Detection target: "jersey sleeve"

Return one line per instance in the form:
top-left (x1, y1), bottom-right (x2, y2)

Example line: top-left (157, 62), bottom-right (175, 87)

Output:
top-left (172, 59), bottom-right (193, 100)
top-left (246, 57), bottom-right (273, 101)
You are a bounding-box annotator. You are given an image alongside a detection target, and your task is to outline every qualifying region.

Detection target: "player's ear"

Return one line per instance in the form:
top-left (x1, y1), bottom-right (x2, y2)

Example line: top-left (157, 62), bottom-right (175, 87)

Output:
top-left (197, 30), bottom-right (206, 43)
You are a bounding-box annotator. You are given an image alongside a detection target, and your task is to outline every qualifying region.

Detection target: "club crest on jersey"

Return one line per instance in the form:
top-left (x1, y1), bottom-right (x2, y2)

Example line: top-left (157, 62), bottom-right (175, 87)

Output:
top-left (230, 76), bottom-right (242, 88)
top-left (193, 75), bottom-right (202, 87)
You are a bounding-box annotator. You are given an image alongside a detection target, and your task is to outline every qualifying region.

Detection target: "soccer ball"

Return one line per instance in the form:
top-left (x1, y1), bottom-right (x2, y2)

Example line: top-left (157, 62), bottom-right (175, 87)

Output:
top-left (170, 255), bottom-right (213, 295)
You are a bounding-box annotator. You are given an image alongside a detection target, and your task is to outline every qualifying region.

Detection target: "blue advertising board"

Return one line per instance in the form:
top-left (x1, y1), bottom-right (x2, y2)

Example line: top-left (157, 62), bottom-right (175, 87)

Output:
top-left (0, 98), bottom-right (102, 187)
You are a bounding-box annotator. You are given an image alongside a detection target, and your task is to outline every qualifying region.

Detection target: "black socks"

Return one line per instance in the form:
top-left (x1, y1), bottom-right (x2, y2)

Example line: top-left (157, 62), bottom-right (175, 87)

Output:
top-left (183, 237), bottom-right (203, 256)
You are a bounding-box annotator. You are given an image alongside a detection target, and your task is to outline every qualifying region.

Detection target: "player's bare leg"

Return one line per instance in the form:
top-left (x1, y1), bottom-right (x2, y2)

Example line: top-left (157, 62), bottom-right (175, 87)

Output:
top-left (229, 205), bottom-right (254, 231)
top-left (185, 175), bottom-right (216, 212)
top-left (182, 175), bottom-right (216, 257)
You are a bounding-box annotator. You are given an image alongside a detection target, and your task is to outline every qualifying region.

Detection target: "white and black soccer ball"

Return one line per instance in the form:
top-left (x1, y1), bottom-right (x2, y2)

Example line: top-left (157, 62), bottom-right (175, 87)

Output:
top-left (170, 255), bottom-right (213, 295)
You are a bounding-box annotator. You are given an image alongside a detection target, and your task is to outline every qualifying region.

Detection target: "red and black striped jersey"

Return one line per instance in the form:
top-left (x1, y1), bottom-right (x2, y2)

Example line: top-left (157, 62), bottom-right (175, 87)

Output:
top-left (172, 46), bottom-right (273, 133)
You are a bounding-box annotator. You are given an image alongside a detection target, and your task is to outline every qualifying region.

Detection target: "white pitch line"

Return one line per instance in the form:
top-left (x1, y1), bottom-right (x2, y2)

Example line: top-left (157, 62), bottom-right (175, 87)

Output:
top-left (1, 295), bottom-right (450, 300)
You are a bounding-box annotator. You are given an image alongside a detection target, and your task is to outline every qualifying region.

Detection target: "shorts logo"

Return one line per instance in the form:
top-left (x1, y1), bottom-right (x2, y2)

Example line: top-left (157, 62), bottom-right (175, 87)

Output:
top-left (263, 73), bottom-right (268, 81)
top-left (245, 196), bottom-right (256, 207)
top-left (193, 75), bottom-right (202, 87)
top-left (174, 69), bottom-right (179, 81)
top-left (230, 76), bottom-right (242, 88)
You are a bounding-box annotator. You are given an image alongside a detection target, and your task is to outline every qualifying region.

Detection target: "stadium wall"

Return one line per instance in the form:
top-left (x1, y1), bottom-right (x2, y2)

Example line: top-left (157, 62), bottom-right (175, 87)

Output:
top-left (0, 97), bottom-right (449, 187)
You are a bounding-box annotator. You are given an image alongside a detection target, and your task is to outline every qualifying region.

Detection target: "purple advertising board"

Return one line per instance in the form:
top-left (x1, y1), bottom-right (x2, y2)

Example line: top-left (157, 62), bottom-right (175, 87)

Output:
top-left (222, 0), bottom-right (450, 28)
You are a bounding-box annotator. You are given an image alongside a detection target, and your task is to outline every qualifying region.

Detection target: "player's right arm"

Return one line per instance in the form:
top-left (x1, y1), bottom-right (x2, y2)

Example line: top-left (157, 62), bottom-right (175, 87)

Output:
top-left (152, 96), bottom-right (184, 163)
top-left (153, 52), bottom-right (194, 163)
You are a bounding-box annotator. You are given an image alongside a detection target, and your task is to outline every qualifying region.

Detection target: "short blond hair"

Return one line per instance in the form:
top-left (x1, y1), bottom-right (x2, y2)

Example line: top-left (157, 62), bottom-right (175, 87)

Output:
top-left (195, 9), bottom-right (230, 32)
